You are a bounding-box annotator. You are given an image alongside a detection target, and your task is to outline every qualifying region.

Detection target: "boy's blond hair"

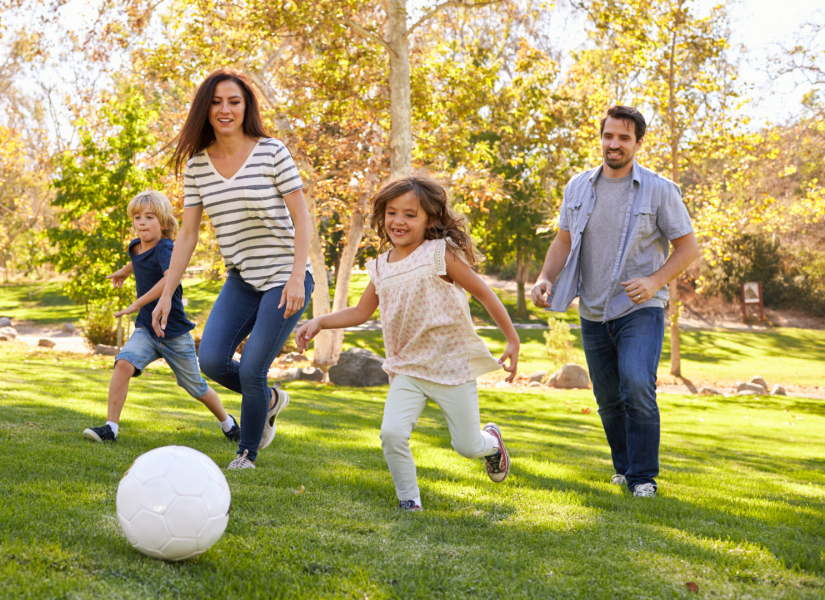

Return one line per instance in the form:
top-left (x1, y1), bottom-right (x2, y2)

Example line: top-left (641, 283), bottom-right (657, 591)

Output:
top-left (127, 190), bottom-right (179, 240)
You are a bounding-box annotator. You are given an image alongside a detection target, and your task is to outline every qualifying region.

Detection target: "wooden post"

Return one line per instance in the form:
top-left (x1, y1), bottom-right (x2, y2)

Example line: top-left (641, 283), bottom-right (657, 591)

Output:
top-left (758, 281), bottom-right (764, 324)
top-left (740, 283), bottom-right (747, 324)
top-left (117, 316), bottom-right (123, 350)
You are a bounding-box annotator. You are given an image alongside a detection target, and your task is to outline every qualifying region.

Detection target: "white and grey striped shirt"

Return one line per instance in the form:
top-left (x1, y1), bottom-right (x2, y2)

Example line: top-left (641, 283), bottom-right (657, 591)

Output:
top-left (183, 138), bottom-right (312, 291)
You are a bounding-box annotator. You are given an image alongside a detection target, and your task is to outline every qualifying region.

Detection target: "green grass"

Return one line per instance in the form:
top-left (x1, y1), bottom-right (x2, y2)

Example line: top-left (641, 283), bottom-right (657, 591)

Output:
top-left (0, 282), bottom-right (85, 325)
top-left (1, 345), bottom-right (823, 599)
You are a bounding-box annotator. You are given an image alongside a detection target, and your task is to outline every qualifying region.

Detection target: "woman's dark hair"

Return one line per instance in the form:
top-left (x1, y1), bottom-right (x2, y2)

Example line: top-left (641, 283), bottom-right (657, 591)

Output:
top-left (599, 105), bottom-right (646, 141)
top-left (169, 68), bottom-right (270, 176)
top-left (369, 176), bottom-right (482, 267)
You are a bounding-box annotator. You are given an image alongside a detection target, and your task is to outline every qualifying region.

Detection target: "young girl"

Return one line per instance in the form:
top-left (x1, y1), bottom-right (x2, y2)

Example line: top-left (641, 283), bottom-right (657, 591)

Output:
top-left (296, 176), bottom-right (520, 510)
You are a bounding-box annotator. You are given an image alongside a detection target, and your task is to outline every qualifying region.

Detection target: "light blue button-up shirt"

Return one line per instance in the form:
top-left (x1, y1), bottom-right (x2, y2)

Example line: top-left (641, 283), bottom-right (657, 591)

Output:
top-left (548, 162), bottom-right (694, 323)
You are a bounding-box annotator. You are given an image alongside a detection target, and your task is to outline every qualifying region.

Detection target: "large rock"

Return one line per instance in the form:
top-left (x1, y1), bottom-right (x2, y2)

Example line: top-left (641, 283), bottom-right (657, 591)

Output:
top-left (770, 385), bottom-right (787, 396)
top-left (749, 376), bottom-right (768, 389)
top-left (62, 323), bottom-right (76, 334)
top-left (546, 364), bottom-right (591, 389)
top-left (0, 326), bottom-right (17, 339)
top-left (94, 344), bottom-right (119, 356)
top-left (528, 381), bottom-right (543, 388)
top-left (298, 366), bottom-right (325, 382)
top-left (38, 339), bottom-right (56, 348)
top-left (329, 348), bottom-right (389, 387)
top-left (698, 386), bottom-right (722, 396)
top-left (282, 352), bottom-right (310, 365)
top-left (270, 367), bottom-right (300, 382)
top-left (736, 381), bottom-right (768, 395)
top-left (0, 317), bottom-right (11, 327)
top-left (528, 370), bottom-right (548, 384)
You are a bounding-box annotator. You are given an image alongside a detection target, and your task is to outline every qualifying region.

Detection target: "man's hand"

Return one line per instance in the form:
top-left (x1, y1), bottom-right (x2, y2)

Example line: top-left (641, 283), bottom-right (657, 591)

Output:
top-left (531, 280), bottom-right (553, 308)
top-left (114, 303), bottom-right (141, 318)
top-left (106, 268), bottom-right (131, 289)
top-left (621, 276), bottom-right (661, 305)
top-left (498, 341), bottom-right (520, 383)
top-left (295, 318), bottom-right (322, 353)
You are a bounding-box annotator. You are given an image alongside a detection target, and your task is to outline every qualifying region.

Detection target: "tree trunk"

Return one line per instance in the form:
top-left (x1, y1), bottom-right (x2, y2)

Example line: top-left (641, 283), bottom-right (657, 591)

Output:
top-left (386, 0), bottom-right (412, 177)
top-left (667, 14), bottom-right (683, 378)
top-left (515, 247), bottom-right (529, 320)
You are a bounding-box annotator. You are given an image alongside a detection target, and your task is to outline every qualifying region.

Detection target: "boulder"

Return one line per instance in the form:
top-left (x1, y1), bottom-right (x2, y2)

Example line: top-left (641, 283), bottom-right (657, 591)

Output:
top-left (282, 352), bottom-right (310, 365)
top-left (62, 323), bottom-right (76, 334)
top-left (749, 376), bottom-right (769, 389)
top-left (770, 385), bottom-right (787, 396)
top-left (528, 370), bottom-right (548, 384)
top-left (0, 317), bottom-right (11, 327)
top-left (328, 348), bottom-right (389, 387)
top-left (270, 367), bottom-right (301, 382)
top-left (528, 381), bottom-right (543, 388)
top-left (546, 363), bottom-right (591, 389)
top-left (94, 344), bottom-right (119, 356)
top-left (38, 339), bottom-right (56, 348)
top-left (0, 326), bottom-right (17, 339)
top-left (297, 366), bottom-right (325, 382)
top-left (735, 381), bottom-right (768, 395)
top-left (698, 386), bottom-right (722, 396)
top-left (737, 390), bottom-right (757, 396)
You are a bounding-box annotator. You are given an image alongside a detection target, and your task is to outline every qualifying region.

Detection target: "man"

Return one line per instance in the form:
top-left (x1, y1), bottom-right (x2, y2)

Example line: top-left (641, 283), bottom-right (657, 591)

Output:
top-left (531, 105), bottom-right (699, 498)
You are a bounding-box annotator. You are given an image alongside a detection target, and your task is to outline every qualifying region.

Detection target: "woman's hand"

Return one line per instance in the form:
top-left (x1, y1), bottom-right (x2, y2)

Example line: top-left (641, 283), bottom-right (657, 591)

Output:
top-left (295, 318), bottom-right (321, 353)
top-left (279, 274), bottom-right (305, 318)
top-left (498, 341), bottom-right (520, 383)
top-left (151, 296), bottom-right (172, 338)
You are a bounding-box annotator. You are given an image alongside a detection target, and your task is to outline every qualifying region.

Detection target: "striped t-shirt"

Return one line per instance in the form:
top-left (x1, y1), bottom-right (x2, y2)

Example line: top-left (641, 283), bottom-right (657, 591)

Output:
top-left (183, 138), bottom-right (312, 291)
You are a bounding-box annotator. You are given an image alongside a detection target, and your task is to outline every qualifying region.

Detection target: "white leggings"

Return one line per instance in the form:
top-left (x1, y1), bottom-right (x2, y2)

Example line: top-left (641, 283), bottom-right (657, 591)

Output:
top-left (380, 374), bottom-right (498, 502)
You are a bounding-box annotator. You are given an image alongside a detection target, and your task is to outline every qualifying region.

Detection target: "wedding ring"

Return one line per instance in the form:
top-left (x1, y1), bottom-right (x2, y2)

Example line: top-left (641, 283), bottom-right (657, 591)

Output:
top-left (636, 294), bottom-right (641, 300)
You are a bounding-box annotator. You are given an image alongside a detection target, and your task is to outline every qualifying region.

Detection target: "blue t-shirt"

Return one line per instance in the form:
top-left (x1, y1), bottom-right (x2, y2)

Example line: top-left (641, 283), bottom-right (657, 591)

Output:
top-left (129, 238), bottom-right (194, 340)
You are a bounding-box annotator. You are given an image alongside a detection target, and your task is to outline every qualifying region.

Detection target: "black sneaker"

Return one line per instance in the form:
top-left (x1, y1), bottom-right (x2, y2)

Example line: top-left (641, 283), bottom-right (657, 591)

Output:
top-left (483, 422), bottom-right (510, 483)
top-left (83, 424), bottom-right (116, 443)
top-left (398, 500), bottom-right (421, 511)
top-left (223, 414), bottom-right (240, 442)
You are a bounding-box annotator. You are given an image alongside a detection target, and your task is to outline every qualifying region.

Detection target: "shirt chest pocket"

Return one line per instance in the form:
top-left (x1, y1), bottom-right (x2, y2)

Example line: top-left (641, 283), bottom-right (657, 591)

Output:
top-left (568, 200), bottom-right (585, 235)
top-left (634, 204), bottom-right (657, 237)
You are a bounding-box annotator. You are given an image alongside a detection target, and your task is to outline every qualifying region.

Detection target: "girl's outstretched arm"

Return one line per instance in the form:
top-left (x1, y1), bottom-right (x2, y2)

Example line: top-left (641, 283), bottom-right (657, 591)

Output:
top-left (445, 250), bottom-right (520, 382)
top-left (295, 282), bottom-right (379, 353)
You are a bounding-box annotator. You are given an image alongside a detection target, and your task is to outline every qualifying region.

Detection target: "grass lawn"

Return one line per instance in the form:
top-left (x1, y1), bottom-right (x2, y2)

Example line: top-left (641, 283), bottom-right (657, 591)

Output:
top-left (1, 345), bottom-right (823, 599)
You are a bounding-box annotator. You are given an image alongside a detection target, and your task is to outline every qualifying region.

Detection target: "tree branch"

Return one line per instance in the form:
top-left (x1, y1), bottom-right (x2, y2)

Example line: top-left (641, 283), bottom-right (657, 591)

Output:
top-left (407, 1), bottom-right (501, 37)
top-left (334, 18), bottom-right (395, 55)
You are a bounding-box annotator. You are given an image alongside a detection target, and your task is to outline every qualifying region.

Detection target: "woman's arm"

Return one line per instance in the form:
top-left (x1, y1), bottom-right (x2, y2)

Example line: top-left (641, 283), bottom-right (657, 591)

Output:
top-left (281, 189), bottom-right (312, 318)
top-left (445, 250), bottom-right (520, 382)
top-left (295, 283), bottom-right (379, 353)
top-left (152, 206), bottom-right (203, 337)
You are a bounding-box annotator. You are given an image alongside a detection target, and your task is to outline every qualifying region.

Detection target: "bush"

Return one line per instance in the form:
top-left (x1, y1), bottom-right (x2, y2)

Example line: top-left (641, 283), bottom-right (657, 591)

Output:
top-left (84, 303), bottom-right (118, 349)
top-left (544, 316), bottom-right (575, 369)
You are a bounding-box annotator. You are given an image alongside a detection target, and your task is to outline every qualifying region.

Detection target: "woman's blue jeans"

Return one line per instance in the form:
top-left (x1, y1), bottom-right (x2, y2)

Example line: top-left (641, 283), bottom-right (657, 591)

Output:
top-left (199, 269), bottom-right (313, 461)
top-left (580, 307), bottom-right (664, 490)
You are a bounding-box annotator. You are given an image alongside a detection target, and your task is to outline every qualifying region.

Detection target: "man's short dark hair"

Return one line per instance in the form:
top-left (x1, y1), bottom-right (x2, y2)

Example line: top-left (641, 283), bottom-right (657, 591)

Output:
top-left (600, 105), bottom-right (646, 141)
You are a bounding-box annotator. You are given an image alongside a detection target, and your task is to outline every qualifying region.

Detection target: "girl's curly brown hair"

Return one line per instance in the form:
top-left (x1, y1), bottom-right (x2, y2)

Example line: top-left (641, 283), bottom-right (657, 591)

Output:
top-left (369, 176), bottom-right (482, 267)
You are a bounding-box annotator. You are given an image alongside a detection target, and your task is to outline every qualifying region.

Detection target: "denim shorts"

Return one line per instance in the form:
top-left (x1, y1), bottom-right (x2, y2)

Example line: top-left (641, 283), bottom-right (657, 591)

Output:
top-left (115, 327), bottom-right (209, 399)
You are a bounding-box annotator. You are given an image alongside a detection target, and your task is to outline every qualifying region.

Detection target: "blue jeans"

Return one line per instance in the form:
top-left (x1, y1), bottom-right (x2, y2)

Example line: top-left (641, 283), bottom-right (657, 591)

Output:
top-left (580, 307), bottom-right (664, 490)
top-left (199, 269), bottom-right (313, 461)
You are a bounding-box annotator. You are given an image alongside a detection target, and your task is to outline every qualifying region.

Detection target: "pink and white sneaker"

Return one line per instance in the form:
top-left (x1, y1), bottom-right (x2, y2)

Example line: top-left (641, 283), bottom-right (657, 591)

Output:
top-left (483, 422), bottom-right (510, 483)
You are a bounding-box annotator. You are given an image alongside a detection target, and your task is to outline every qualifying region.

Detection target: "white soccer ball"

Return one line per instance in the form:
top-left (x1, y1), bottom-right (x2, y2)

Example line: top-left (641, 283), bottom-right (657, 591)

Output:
top-left (116, 445), bottom-right (231, 561)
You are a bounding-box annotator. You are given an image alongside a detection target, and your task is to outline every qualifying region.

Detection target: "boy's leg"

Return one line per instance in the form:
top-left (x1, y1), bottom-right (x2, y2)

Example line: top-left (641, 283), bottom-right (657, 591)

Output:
top-left (429, 379), bottom-right (497, 459)
top-left (581, 317), bottom-right (629, 478)
top-left (380, 375), bottom-right (429, 505)
top-left (106, 359), bottom-right (137, 423)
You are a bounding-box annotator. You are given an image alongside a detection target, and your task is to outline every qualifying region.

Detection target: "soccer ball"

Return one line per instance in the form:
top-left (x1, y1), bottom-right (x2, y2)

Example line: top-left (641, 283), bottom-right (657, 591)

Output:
top-left (116, 445), bottom-right (231, 561)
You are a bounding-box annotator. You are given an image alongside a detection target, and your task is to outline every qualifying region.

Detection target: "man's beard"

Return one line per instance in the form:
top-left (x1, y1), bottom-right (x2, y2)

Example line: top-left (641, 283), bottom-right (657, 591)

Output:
top-left (604, 149), bottom-right (633, 170)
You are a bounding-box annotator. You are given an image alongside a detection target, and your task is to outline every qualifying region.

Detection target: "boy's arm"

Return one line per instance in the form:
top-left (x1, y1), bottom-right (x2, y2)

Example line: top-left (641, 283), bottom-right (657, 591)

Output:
top-left (444, 250), bottom-right (520, 382)
top-left (114, 275), bottom-right (167, 318)
top-left (295, 283), bottom-right (379, 353)
top-left (107, 261), bottom-right (134, 290)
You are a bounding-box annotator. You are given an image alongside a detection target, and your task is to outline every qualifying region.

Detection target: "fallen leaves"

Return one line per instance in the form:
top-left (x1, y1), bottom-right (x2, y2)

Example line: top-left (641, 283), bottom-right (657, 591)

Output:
top-left (686, 581), bottom-right (699, 593)
top-left (295, 485), bottom-right (305, 495)
top-left (581, 407), bottom-right (592, 414)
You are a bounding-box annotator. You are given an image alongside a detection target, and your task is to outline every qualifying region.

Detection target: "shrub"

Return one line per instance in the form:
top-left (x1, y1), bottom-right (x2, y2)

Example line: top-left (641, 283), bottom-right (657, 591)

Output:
top-left (84, 303), bottom-right (118, 349)
top-left (544, 316), bottom-right (575, 369)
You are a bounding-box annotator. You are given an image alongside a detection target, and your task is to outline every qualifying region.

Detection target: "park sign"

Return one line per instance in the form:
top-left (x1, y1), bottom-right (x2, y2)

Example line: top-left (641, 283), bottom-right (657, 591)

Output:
top-left (741, 282), bottom-right (764, 324)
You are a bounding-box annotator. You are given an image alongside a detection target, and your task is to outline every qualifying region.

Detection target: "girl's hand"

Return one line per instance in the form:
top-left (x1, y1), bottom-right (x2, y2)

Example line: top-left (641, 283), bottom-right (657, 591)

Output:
top-left (498, 342), bottom-right (520, 383)
top-left (106, 268), bottom-right (131, 289)
top-left (152, 296), bottom-right (172, 338)
top-left (280, 274), bottom-right (305, 318)
top-left (114, 303), bottom-right (140, 318)
top-left (295, 319), bottom-right (321, 353)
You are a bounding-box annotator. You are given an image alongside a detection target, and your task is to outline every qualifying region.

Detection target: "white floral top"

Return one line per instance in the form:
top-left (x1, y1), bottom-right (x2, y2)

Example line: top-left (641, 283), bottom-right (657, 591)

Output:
top-left (365, 238), bottom-right (501, 385)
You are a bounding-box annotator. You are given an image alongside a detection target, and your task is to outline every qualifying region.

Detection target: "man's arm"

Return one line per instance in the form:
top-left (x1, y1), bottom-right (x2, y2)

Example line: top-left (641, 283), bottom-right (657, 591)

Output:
top-left (530, 229), bottom-right (572, 308)
top-left (620, 232), bottom-right (700, 305)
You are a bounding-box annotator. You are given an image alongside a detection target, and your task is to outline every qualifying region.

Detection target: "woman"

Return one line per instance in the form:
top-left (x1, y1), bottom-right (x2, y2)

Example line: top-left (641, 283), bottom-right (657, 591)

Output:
top-left (154, 68), bottom-right (314, 470)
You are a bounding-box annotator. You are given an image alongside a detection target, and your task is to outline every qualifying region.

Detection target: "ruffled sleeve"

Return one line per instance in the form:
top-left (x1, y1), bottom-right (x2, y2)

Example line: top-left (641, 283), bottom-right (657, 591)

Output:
top-left (433, 238), bottom-right (447, 277)
top-left (365, 258), bottom-right (380, 293)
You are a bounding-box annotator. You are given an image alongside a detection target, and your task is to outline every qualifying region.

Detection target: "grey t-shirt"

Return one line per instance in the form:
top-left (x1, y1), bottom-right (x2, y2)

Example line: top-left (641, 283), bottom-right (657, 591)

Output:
top-left (579, 173), bottom-right (632, 321)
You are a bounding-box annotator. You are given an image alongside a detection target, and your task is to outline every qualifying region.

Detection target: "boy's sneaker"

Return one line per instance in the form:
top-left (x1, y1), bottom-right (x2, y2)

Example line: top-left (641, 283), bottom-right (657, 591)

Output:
top-left (83, 424), bottom-right (116, 443)
top-left (482, 422), bottom-right (510, 483)
top-left (632, 483), bottom-right (656, 497)
top-left (611, 474), bottom-right (627, 486)
top-left (228, 449), bottom-right (255, 470)
top-left (258, 386), bottom-right (290, 450)
top-left (222, 414), bottom-right (240, 442)
top-left (398, 500), bottom-right (421, 511)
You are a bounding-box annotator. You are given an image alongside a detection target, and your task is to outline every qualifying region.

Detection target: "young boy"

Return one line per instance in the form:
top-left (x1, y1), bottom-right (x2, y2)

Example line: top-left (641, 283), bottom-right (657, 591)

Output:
top-left (82, 190), bottom-right (239, 443)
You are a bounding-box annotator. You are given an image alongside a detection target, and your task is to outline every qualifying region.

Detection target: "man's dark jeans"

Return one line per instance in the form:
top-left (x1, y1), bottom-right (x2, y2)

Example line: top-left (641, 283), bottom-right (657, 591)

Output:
top-left (199, 269), bottom-right (313, 462)
top-left (580, 307), bottom-right (664, 490)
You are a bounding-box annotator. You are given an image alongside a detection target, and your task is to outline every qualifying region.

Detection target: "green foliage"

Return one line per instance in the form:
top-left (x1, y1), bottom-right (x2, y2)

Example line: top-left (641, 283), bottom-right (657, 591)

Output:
top-left (83, 303), bottom-right (119, 348)
top-left (46, 88), bottom-right (165, 309)
top-left (543, 315), bottom-right (576, 369)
